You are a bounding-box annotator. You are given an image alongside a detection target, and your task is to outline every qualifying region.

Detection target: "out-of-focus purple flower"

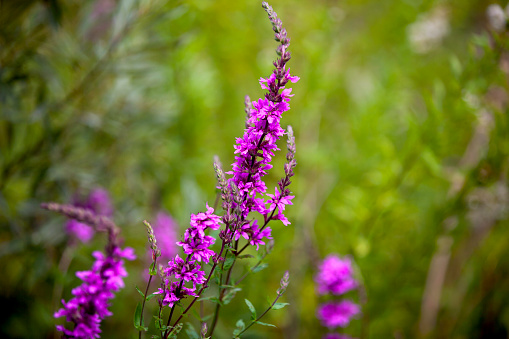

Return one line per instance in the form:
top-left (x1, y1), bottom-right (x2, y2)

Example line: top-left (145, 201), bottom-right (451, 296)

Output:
top-left (317, 301), bottom-right (361, 329)
top-left (65, 188), bottom-right (113, 243)
top-left (87, 188), bottom-right (114, 217)
top-left (316, 255), bottom-right (357, 295)
top-left (54, 246), bottom-right (136, 338)
top-left (152, 211), bottom-right (178, 262)
top-left (323, 333), bottom-right (356, 339)
top-left (66, 219), bottom-right (96, 243)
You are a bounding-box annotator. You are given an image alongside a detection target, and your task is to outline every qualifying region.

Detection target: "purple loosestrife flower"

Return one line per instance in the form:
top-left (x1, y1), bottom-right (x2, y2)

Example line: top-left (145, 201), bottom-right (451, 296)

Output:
top-left (317, 301), bottom-right (361, 329)
top-left (226, 1), bottom-right (299, 247)
top-left (163, 254), bottom-right (206, 289)
top-left (54, 246), bottom-right (136, 338)
top-left (177, 204), bottom-right (221, 262)
top-left (157, 204), bottom-right (222, 307)
top-left (316, 254), bottom-right (357, 295)
top-left (66, 188), bottom-right (113, 243)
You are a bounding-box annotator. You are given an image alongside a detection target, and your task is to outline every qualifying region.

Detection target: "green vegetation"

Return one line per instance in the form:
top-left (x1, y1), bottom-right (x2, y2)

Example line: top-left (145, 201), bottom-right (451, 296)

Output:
top-left (1, 0), bottom-right (508, 338)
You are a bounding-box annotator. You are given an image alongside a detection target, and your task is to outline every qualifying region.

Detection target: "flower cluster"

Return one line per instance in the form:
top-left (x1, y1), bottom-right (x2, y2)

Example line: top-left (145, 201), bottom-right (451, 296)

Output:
top-left (226, 1), bottom-right (298, 248)
top-left (316, 254), bottom-right (361, 339)
top-left (54, 246), bottom-right (136, 338)
top-left (66, 188), bottom-right (113, 243)
top-left (157, 205), bottom-right (221, 307)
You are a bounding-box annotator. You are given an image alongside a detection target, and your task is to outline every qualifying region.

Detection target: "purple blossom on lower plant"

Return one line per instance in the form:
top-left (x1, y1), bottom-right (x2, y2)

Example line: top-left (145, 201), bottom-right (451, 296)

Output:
top-left (54, 246), bottom-right (135, 338)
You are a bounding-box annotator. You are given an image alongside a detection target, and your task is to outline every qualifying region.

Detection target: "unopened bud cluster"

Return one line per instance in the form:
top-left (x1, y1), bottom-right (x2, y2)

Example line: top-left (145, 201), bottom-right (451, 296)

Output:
top-left (277, 270), bottom-right (290, 295)
top-left (144, 220), bottom-right (161, 261)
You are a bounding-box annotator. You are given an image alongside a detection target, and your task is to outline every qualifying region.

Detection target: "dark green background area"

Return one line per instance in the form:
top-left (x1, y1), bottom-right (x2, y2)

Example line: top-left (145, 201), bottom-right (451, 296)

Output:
top-left (1, 0), bottom-right (509, 338)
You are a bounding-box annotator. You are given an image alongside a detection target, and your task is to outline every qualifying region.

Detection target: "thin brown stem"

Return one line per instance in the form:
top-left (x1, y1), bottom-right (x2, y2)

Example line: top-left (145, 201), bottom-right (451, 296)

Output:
top-left (139, 257), bottom-right (157, 339)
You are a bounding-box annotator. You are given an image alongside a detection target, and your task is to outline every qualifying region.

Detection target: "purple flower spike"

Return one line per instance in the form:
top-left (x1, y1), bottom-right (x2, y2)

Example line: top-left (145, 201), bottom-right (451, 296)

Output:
top-left (316, 255), bottom-right (358, 296)
top-left (223, 2), bottom-right (298, 249)
top-left (317, 300), bottom-right (361, 329)
top-left (54, 246), bottom-right (135, 338)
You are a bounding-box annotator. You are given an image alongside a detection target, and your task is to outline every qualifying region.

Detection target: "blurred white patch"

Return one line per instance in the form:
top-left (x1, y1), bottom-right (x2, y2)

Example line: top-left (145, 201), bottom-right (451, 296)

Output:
top-left (462, 89), bottom-right (480, 109)
top-left (487, 4), bottom-right (506, 32)
top-left (407, 7), bottom-right (450, 54)
top-left (345, 68), bottom-right (375, 105)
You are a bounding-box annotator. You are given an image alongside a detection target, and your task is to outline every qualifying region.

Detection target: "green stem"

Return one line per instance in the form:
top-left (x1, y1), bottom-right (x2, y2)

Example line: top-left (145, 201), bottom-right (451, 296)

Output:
top-left (139, 257), bottom-right (157, 339)
top-left (237, 294), bottom-right (281, 337)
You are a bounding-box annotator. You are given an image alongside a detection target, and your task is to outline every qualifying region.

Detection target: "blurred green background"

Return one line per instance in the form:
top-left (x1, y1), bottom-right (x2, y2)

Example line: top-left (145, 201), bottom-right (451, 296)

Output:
top-left (2, 0), bottom-right (509, 338)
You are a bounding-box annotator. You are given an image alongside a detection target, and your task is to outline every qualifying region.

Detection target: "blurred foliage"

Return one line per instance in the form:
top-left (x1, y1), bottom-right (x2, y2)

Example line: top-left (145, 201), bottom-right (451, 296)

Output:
top-left (1, 0), bottom-right (509, 338)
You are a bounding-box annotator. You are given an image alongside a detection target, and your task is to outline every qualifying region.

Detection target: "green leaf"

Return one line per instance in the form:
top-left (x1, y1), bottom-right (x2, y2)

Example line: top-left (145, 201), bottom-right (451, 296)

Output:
top-left (255, 321), bottom-right (276, 327)
top-left (233, 319), bottom-right (245, 336)
top-left (272, 302), bottom-right (289, 310)
top-left (168, 323), bottom-right (183, 339)
top-left (149, 262), bottom-right (157, 275)
top-left (134, 301), bottom-right (143, 329)
top-left (223, 287), bottom-right (241, 305)
top-left (154, 316), bottom-right (168, 331)
top-left (219, 284), bottom-right (237, 289)
top-left (136, 286), bottom-right (145, 298)
top-left (251, 263), bottom-right (268, 273)
top-left (146, 292), bottom-right (158, 301)
top-left (223, 256), bottom-right (236, 270)
top-left (135, 324), bottom-right (149, 331)
top-left (225, 245), bottom-right (236, 251)
top-left (197, 296), bottom-right (223, 305)
top-left (237, 254), bottom-right (254, 260)
top-left (245, 299), bottom-right (257, 319)
top-left (184, 322), bottom-right (199, 339)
